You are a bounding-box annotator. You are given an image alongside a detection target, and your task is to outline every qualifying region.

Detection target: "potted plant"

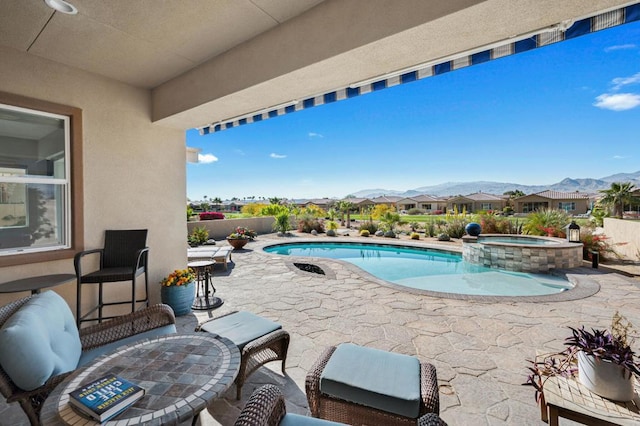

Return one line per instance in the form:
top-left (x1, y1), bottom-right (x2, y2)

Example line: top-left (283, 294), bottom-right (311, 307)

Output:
top-left (226, 226), bottom-right (257, 250)
top-left (160, 268), bottom-right (196, 316)
top-left (567, 321), bottom-right (640, 401)
top-left (525, 312), bottom-right (639, 415)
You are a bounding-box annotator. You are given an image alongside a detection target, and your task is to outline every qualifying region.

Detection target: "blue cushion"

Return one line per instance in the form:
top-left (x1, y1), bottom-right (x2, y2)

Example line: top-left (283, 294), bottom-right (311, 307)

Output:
top-left (199, 311), bottom-right (281, 350)
top-left (0, 292), bottom-right (81, 391)
top-left (320, 343), bottom-right (421, 418)
top-left (280, 413), bottom-right (346, 425)
top-left (78, 324), bottom-right (176, 366)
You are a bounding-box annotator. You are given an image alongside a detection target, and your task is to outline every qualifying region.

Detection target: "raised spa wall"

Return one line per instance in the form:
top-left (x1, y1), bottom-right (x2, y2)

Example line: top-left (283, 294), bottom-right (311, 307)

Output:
top-left (462, 235), bottom-right (583, 273)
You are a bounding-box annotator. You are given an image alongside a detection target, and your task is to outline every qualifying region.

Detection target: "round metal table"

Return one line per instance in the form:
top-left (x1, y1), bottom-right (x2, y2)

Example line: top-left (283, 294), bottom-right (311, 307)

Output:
top-left (40, 333), bottom-right (240, 425)
top-left (188, 260), bottom-right (223, 310)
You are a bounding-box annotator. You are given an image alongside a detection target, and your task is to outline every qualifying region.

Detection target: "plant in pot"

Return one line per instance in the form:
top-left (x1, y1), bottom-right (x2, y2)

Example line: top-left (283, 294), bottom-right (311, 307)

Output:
top-left (525, 311), bottom-right (639, 418)
top-left (160, 268), bottom-right (196, 316)
top-left (226, 226), bottom-right (257, 249)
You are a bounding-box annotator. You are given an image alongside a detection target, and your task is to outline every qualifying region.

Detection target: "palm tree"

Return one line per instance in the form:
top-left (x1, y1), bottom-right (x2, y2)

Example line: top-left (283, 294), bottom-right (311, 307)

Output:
top-left (337, 200), bottom-right (355, 228)
top-left (599, 182), bottom-right (637, 218)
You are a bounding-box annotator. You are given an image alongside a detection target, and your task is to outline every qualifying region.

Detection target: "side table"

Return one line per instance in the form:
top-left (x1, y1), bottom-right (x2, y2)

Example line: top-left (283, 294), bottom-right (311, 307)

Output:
top-left (188, 260), bottom-right (223, 310)
top-left (40, 333), bottom-right (240, 426)
top-left (543, 376), bottom-right (640, 425)
top-left (0, 273), bottom-right (76, 295)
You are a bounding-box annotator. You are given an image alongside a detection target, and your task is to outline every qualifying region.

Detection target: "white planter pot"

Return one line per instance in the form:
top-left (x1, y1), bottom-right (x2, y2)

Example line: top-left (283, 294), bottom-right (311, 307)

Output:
top-left (578, 351), bottom-right (635, 401)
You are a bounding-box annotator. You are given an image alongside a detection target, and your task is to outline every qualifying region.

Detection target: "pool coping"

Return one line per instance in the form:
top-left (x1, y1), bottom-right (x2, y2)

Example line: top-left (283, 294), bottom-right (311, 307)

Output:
top-left (256, 237), bottom-right (602, 303)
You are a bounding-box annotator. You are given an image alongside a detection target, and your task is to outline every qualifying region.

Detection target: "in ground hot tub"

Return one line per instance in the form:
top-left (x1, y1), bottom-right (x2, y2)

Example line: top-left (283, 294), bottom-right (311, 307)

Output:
top-left (462, 234), bottom-right (583, 273)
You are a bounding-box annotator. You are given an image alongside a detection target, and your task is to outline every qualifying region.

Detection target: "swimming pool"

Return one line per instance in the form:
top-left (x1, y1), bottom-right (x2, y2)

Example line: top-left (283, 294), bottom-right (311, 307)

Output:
top-left (263, 242), bottom-right (573, 296)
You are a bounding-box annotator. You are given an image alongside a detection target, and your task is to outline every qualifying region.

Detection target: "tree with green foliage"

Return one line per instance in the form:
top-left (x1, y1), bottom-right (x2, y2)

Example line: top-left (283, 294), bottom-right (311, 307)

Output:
top-left (336, 200), bottom-right (355, 228)
top-left (599, 182), bottom-right (638, 219)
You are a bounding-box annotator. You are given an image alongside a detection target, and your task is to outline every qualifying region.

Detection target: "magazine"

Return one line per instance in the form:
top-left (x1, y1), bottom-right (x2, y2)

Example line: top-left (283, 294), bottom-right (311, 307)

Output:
top-left (68, 375), bottom-right (144, 422)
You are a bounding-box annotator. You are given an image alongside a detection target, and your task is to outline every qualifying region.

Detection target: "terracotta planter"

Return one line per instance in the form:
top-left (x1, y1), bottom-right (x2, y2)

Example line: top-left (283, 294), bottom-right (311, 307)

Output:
top-left (578, 351), bottom-right (635, 401)
top-left (226, 238), bottom-right (249, 250)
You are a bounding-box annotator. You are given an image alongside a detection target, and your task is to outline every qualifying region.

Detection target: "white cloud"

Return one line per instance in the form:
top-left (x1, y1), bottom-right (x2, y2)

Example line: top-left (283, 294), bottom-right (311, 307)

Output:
top-left (198, 153), bottom-right (218, 164)
top-left (270, 153), bottom-right (287, 159)
top-left (612, 72), bottom-right (640, 90)
top-left (308, 132), bottom-right (324, 138)
top-left (605, 44), bottom-right (637, 52)
top-left (612, 155), bottom-right (628, 160)
top-left (593, 93), bottom-right (640, 111)
top-left (234, 149), bottom-right (246, 156)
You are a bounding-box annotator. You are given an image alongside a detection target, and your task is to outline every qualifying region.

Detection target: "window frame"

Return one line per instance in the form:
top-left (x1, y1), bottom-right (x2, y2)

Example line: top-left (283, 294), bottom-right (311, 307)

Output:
top-left (0, 91), bottom-right (83, 267)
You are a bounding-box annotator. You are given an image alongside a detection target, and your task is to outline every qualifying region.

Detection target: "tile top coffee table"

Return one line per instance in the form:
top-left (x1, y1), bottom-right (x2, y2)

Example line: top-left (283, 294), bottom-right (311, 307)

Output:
top-left (0, 273), bottom-right (76, 295)
top-left (543, 375), bottom-right (640, 426)
top-left (40, 333), bottom-right (240, 426)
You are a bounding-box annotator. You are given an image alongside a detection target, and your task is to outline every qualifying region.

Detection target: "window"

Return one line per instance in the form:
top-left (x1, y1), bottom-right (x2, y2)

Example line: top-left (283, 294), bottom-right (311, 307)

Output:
top-left (481, 203), bottom-right (493, 210)
top-left (558, 202), bottom-right (576, 212)
top-left (0, 92), bottom-right (82, 266)
top-left (421, 204), bottom-right (432, 210)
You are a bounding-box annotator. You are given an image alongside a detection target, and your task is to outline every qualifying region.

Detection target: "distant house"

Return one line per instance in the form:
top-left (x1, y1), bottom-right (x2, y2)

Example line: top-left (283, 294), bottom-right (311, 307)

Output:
top-left (296, 198), bottom-right (337, 210)
top-left (341, 197), bottom-right (375, 211)
top-left (446, 192), bottom-right (507, 213)
top-left (513, 191), bottom-right (590, 215)
top-left (370, 195), bottom-right (403, 208)
top-left (397, 195), bottom-right (447, 213)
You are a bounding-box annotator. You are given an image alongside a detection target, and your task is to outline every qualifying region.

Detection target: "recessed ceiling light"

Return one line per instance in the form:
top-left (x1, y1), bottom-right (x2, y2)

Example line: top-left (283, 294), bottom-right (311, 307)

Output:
top-left (44, 0), bottom-right (78, 15)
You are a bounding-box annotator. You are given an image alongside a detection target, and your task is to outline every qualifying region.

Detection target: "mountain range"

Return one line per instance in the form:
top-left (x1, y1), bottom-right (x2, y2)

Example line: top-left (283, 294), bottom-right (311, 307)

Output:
top-left (349, 171), bottom-right (640, 198)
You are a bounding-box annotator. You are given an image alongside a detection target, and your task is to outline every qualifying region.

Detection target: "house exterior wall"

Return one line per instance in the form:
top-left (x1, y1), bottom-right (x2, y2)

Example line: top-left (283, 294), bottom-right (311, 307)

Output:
top-left (514, 195), bottom-right (589, 214)
top-left (0, 46), bottom-right (186, 312)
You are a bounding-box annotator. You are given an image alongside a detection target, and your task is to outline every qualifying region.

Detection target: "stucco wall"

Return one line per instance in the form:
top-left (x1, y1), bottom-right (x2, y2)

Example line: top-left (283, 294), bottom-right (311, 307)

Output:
top-left (0, 46), bottom-right (187, 312)
top-left (187, 217), bottom-right (277, 241)
top-left (603, 218), bottom-right (640, 261)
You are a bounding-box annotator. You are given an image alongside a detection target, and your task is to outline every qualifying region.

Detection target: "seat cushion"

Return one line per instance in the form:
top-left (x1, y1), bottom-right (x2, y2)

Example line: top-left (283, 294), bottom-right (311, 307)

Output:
top-left (0, 291), bottom-right (81, 391)
top-left (81, 266), bottom-right (145, 283)
top-left (78, 324), bottom-right (176, 367)
top-left (320, 343), bottom-right (421, 418)
top-left (199, 311), bottom-right (281, 350)
top-left (280, 413), bottom-right (346, 425)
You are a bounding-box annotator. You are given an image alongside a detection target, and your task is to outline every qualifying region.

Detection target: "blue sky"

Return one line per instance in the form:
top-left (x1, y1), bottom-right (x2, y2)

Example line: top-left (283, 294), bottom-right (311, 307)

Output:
top-left (186, 20), bottom-right (640, 202)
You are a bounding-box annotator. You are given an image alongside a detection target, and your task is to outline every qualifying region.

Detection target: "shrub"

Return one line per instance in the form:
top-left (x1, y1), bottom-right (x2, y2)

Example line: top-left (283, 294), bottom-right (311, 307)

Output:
top-left (424, 220), bottom-right (437, 237)
top-left (432, 210), bottom-right (444, 215)
top-left (476, 212), bottom-right (511, 234)
top-left (360, 229), bottom-right (370, 237)
top-left (297, 215), bottom-right (325, 233)
top-left (326, 220), bottom-right (338, 230)
top-left (261, 204), bottom-right (290, 217)
top-left (359, 221), bottom-right (378, 234)
top-left (406, 208), bottom-right (425, 215)
top-left (199, 211), bottom-right (225, 220)
top-left (410, 232), bottom-right (420, 240)
top-left (408, 221), bottom-right (421, 232)
top-left (273, 211), bottom-right (292, 234)
top-left (188, 226), bottom-right (209, 246)
top-left (580, 229), bottom-right (620, 260)
top-left (444, 219), bottom-right (467, 238)
top-left (301, 204), bottom-right (327, 218)
top-left (371, 204), bottom-right (394, 220)
top-left (241, 203), bottom-right (267, 216)
top-left (523, 209), bottom-right (570, 237)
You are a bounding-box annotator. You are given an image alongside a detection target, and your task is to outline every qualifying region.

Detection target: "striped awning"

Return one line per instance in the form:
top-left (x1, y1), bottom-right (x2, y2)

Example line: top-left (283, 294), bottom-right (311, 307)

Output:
top-left (199, 3), bottom-right (640, 136)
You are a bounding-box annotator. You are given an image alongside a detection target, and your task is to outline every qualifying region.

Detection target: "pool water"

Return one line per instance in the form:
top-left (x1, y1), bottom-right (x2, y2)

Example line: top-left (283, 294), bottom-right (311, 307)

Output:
top-left (263, 242), bottom-right (572, 296)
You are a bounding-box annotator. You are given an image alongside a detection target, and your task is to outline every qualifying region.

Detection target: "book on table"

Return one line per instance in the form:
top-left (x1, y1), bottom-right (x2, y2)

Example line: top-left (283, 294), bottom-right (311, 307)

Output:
top-left (68, 374), bottom-right (145, 422)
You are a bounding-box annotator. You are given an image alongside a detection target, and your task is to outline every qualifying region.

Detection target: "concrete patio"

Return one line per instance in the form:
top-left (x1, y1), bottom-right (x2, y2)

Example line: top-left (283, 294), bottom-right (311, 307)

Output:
top-left (2, 234), bottom-right (639, 425)
top-left (188, 234), bottom-right (640, 425)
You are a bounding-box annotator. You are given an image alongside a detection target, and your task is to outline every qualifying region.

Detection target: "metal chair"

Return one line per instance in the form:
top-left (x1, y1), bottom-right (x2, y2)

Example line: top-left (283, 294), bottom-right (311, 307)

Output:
top-left (75, 229), bottom-right (149, 326)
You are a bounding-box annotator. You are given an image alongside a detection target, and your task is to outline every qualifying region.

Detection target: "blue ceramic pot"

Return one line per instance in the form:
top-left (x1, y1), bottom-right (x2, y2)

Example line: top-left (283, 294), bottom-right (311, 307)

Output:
top-left (465, 222), bottom-right (482, 237)
top-left (161, 282), bottom-right (195, 316)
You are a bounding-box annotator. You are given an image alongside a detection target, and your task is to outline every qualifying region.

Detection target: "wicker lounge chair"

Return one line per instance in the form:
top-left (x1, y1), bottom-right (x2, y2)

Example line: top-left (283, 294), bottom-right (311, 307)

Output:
top-left (197, 311), bottom-right (290, 400)
top-left (0, 293), bottom-right (175, 426)
top-left (235, 385), bottom-right (447, 426)
top-left (305, 345), bottom-right (440, 426)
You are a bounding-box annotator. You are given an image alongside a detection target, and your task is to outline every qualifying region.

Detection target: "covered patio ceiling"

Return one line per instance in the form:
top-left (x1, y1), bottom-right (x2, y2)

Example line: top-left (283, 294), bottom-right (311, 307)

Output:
top-left (1, 0), bottom-right (638, 131)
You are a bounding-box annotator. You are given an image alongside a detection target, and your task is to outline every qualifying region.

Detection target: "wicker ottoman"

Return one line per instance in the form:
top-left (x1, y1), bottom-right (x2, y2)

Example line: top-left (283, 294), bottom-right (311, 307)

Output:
top-left (305, 344), bottom-right (439, 426)
top-left (197, 311), bottom-right (290, 399)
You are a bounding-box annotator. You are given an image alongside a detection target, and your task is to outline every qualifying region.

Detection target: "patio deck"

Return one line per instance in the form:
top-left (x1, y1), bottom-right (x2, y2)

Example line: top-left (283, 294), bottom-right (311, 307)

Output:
top-left (1, 234), bottom-right (638, 425)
